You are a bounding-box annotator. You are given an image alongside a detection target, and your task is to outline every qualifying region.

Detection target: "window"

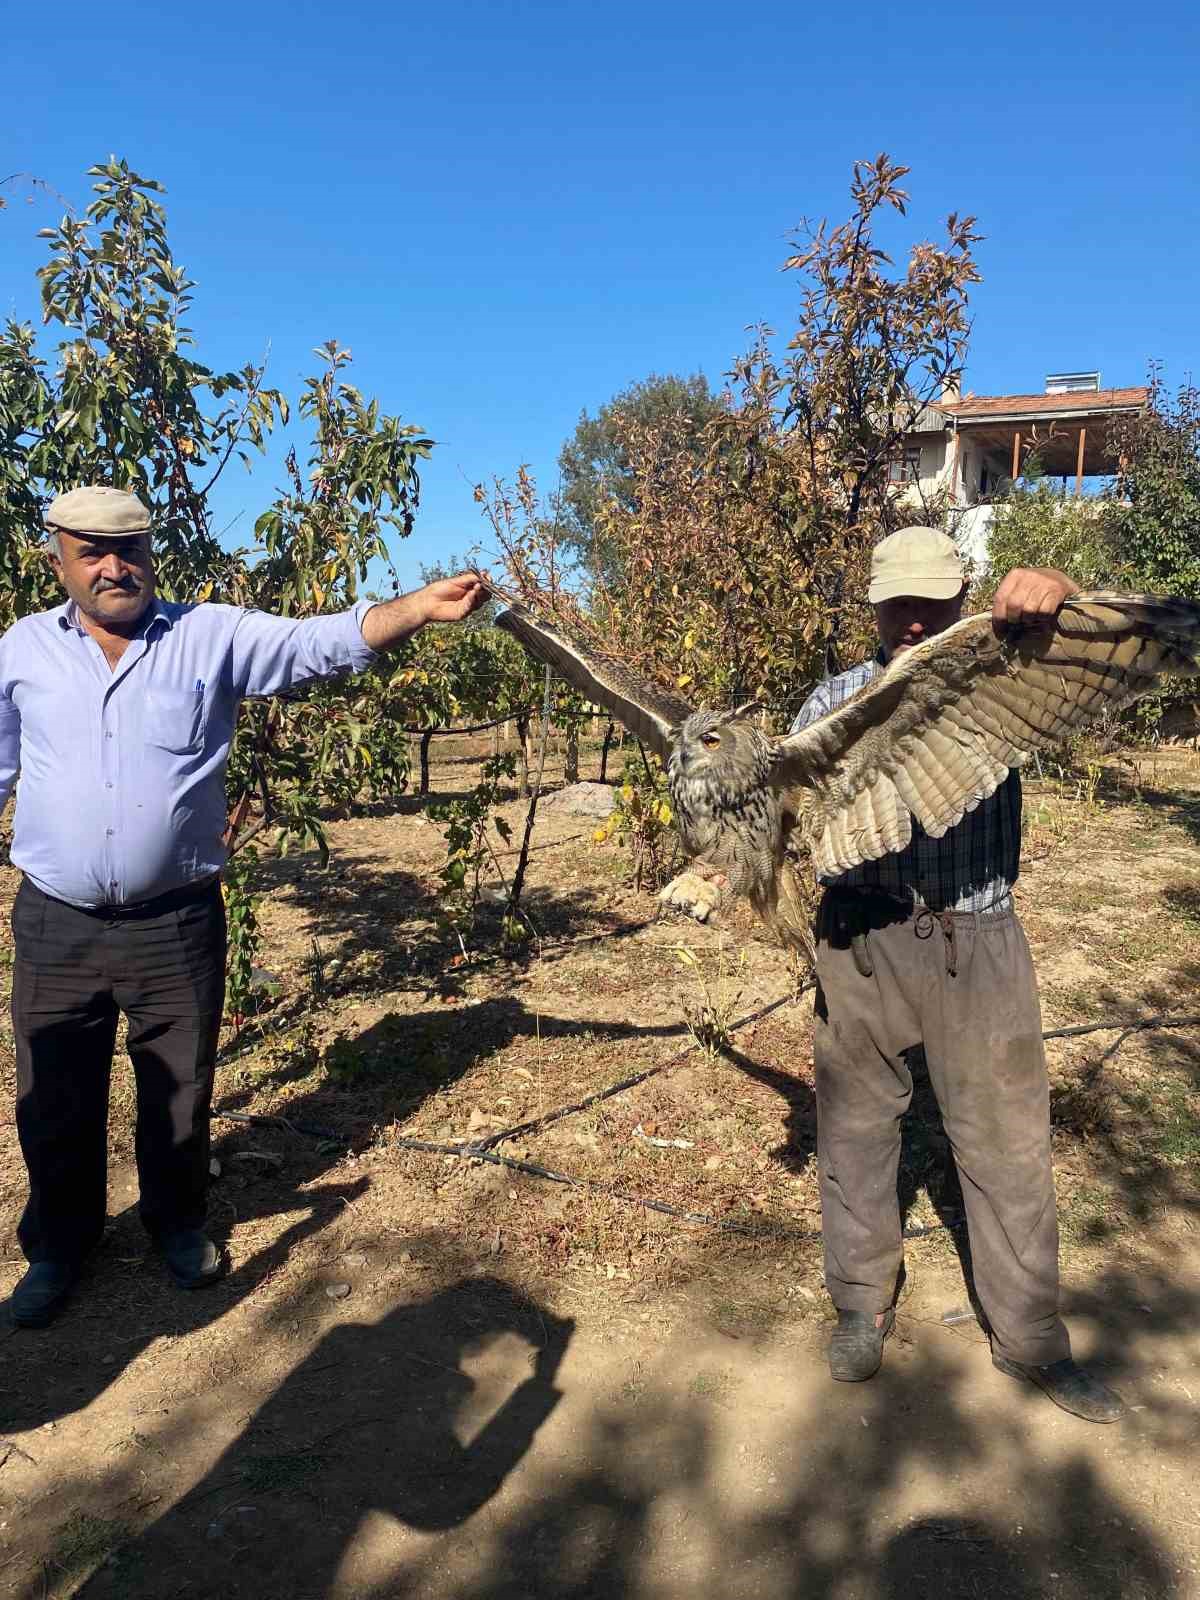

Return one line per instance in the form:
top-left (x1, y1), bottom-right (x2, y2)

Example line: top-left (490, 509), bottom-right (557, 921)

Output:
top-left (887, 447), bottom-right (921, 485)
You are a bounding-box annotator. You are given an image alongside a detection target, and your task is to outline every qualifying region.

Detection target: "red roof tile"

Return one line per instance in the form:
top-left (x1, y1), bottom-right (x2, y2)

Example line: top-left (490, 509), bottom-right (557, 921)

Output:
top-left (938, 386), bottom-right (1148, 421)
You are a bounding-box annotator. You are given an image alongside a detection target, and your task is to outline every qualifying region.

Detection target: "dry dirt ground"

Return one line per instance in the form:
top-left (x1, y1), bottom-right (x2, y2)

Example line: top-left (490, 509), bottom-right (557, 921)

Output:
top-left (0, 738), bottom-right (1198, 1599)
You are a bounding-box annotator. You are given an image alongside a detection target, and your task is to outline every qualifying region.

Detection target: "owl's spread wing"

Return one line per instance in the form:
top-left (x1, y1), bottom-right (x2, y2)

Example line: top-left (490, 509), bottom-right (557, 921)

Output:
top-left (494, 603), bottom-right (694, 763)
top-left (772, 592), bottom-right (1200, 877)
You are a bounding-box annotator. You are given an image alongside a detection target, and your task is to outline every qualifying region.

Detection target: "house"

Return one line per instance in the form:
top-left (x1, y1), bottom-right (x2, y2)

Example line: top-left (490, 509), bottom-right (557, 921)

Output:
top-left (891, 373), bottom-right (1149, 564)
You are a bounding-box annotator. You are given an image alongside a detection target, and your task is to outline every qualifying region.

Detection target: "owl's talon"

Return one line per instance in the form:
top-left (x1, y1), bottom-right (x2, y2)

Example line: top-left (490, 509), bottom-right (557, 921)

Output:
top-left (657, 870), bottom-right (724, 923)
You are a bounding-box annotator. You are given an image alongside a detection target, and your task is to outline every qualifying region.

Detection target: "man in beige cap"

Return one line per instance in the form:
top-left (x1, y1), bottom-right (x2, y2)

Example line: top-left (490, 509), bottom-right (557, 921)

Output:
top-left (790, 527), bottom-right (1126, 1424)
top-left (0, 486), bottom-right (485, 1326)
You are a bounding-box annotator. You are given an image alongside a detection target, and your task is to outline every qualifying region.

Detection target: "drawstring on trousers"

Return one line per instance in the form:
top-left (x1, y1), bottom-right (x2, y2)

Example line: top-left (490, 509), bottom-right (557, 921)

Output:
top-left (914, 907), bottom-right (958, 977)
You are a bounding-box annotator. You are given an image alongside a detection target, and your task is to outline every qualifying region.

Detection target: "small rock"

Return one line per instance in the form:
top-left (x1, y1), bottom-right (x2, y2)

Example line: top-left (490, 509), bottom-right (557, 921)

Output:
top-left (326, 1282), bottom-right (352, 1300)
top-left (540, 781), bottom-right (616, 818)
top-left (343, 1252), bottom-right (367, 1268)
top-left (209, 1158), bottom-right (222, 1178)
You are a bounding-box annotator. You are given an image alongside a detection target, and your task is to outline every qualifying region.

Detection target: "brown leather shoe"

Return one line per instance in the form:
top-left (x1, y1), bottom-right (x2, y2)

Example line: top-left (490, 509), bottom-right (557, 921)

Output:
top-left (992, 1355), bottom-right (1126, 1423)
top-left (828, 1308), bottom-right (894, 1382)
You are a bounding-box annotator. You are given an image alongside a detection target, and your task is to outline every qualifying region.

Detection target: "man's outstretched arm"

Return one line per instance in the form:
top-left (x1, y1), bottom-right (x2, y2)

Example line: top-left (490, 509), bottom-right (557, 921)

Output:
top-left (229, 573), bottom-right (489, 698)
top-left (359, 573), bottom-right (487, 651)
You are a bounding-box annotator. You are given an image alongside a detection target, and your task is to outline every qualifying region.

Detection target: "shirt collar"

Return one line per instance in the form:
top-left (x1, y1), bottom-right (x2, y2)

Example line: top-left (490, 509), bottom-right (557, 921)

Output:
top-left (58, 597), bottom-right (173, 638)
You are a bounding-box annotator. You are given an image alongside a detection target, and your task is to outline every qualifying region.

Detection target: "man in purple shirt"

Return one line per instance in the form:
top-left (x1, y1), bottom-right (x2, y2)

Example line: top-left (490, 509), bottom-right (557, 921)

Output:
top-left (1, 485), bottom-right (485, 1327)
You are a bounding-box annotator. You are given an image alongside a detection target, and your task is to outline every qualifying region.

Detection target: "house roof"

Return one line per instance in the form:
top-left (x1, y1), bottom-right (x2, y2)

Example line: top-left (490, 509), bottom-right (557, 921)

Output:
top-left (937, 386), bottom-right (1148, 423)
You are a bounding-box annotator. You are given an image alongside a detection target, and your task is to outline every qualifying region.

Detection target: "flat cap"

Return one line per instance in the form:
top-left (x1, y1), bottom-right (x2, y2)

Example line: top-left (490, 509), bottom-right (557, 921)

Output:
top-left (44, 485), bottom-right (152, 538)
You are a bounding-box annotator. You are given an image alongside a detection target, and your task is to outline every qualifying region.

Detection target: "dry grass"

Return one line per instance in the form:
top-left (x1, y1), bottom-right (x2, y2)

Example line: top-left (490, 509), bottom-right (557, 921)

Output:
top-left (1, 738), bottom-right (1199, 1333)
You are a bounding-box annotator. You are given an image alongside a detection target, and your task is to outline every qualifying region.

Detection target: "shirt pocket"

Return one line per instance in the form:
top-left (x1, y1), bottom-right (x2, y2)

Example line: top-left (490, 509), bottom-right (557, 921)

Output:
top-left (144, 687), bottom-right (206, 755)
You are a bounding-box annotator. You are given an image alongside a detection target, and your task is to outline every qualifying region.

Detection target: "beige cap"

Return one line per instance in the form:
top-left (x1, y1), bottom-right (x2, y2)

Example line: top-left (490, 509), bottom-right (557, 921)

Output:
top-left (868, 526), bottom-right (964, 604)
top-left (44, 485), bottom-right (152, 538)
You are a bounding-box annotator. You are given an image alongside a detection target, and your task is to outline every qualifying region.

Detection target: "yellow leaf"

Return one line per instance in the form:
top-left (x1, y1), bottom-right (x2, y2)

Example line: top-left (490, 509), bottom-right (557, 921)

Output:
top-left (683, 631), bottom-right (695, 650)
top-left (676, 673), bottom-right (692, 688)
top-left (312, 582), bottom-right (325, 607)
top-left (657, 802), bottom-right (673, 826)
top-left (620, 785), bottom-right (634, 805)
top-left (592, 826), bottom-right (608, 844)
top-left (196, 581), bottom-right (214, 603)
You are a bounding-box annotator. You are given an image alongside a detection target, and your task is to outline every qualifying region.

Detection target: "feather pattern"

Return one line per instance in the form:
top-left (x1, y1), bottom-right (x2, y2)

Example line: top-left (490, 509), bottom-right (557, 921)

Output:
top-left (492, 591), bottom-right (1200, 950)
top-left (776, 593), bottom-right (1200, 879)
top-left (494, 603), bottom-right (691, 763)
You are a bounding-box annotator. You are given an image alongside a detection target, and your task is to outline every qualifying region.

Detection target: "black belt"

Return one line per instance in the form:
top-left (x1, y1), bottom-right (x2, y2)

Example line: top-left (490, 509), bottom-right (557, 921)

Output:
top-left (27, 875), bottom-right (221, 920)
top-left (820, 885), bottom-right (1010, 979)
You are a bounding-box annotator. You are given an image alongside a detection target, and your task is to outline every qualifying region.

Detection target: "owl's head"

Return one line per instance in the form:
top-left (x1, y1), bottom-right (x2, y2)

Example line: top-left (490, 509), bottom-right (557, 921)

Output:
top-left (672, 706), bottom-right (768, 786)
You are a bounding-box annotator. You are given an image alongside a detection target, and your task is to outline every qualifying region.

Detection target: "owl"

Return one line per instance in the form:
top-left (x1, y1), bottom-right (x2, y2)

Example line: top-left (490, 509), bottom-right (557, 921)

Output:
top-left (495, 594), bottom-right (1200, 948)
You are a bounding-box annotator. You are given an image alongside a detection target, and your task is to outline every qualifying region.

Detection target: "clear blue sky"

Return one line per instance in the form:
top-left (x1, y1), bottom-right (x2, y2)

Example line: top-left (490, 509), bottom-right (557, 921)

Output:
top-left (3, 0), bottom-right (1197, 588)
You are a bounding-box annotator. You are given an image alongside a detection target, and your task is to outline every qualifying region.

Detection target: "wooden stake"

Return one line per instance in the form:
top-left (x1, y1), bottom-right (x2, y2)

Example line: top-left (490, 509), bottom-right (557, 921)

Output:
top-left (1011, 430), bottom-right (1020, 482)
top-left (1075, 427), bottom-right (1087, 497)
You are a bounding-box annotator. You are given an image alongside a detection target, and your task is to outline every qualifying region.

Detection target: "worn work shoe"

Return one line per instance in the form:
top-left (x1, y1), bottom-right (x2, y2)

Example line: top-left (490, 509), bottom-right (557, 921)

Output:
top-left (828, 1308), bottom-right (895, 1382)
top-left (160, 1230), bottom-right (223, 1289)
top-left (11, 1261), bottom-right (79, 1328)
top-left (992, 1354), bottom-right (1126, 1423)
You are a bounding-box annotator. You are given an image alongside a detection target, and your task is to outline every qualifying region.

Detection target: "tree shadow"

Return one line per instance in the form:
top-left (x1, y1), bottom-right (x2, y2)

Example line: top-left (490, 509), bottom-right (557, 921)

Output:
top-left (359, 1341), bottom-right (1183, 1600)
top-left (22, 1252), bottom-right (1192, 1600)
top-left (0, 1163), bottom-right (371, 1435)
top-left (1116, 780), bottom-right (1200, 850)
top-left (0, 974), bottom-right (723, 1436)
top-left (1045, 943), bottom-right (1200, 1244)
top-left (230, 854), bottom-right (641, 1036)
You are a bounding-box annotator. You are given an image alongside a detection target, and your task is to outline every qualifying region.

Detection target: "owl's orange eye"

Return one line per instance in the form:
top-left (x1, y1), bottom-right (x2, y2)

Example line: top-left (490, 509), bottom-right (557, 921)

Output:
top-left (701, 733), bottom-right (721, 749)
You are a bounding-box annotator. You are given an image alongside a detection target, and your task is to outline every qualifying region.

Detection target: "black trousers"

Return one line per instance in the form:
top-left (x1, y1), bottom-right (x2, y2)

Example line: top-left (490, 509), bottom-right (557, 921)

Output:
top-left (11, 877), bottom-right (226, 1264)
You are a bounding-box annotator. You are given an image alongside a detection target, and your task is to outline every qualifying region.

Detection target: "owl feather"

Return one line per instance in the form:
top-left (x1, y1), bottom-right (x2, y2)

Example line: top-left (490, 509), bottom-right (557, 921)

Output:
top-left (494, 593), bottom-right (1200, 950)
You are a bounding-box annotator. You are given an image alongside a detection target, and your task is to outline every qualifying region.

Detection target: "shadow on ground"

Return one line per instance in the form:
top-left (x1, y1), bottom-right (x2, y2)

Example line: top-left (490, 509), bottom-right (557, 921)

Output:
top-left (51, 1260), bottom-right (1197, 1600)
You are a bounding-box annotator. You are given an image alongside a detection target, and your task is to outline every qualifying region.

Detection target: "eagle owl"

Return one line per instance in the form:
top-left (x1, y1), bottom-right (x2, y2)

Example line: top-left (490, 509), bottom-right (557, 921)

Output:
top-left (495, 594), bottom-right (1200, 948)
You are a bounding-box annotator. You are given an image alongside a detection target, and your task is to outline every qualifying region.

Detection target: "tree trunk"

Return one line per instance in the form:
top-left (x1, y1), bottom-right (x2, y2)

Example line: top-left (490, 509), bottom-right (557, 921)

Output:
top-left (418, 729), bottom-right (433, 796)
top-left (599, 720), bottom-right (615, 783)
top-left (516, 715), bottom-right (531, 797)
top-left (564, 722), bottom-right (579, 785)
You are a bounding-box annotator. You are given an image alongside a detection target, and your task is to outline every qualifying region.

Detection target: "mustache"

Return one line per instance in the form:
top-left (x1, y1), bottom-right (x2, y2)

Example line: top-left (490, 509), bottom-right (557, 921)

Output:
top-left (94, 577), bottom-right (142, 593)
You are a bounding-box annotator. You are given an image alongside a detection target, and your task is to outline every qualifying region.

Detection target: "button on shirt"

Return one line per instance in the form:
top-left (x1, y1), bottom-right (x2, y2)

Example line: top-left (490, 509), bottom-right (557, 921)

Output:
top-left (0, 598), bottom-right (378, 908)
top-left (791, 655), bottom-right (1021, 914)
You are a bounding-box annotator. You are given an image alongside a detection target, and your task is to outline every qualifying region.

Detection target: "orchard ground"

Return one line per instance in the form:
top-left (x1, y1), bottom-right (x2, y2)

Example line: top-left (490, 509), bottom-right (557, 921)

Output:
top-left (1, 733), bottom-right (1198, 1599)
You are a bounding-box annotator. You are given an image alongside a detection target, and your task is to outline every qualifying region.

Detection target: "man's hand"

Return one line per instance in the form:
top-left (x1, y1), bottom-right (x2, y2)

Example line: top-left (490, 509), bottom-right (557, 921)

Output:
top-left (415, 573), bottom-right (488, 625)
top-left (991, 567), bottom-right (1079, 635)
top-left (359, 572), bottom-right (488, 651)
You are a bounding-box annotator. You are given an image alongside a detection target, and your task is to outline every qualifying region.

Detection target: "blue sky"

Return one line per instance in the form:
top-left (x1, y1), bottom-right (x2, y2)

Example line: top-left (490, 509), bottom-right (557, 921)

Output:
top-left (3, 0), bottom-right (1197, 589)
